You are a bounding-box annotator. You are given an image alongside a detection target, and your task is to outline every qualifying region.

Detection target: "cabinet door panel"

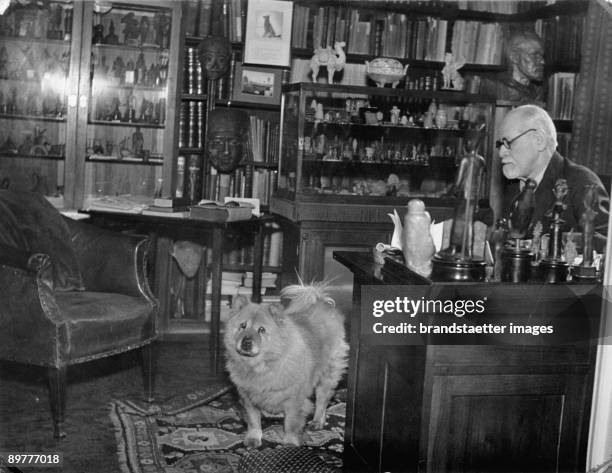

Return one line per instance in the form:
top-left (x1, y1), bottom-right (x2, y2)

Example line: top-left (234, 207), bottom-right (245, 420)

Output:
top-left (427, 373), bottom-right (590, 473)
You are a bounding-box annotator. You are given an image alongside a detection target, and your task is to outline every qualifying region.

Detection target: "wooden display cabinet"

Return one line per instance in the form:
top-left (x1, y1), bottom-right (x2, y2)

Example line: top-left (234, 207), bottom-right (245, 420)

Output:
top-left (0, 0), bottom-right (83, 208)
top-left (75, 1), bottom-right (182, 207)
top-left (271, 82), bottom-right (496, 282)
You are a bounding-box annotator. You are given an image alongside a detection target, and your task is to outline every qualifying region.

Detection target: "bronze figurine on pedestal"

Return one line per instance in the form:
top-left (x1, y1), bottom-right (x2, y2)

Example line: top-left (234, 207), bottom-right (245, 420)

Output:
top-left (538, 178), bottom-right (570, 283)
top-left (571, 184), bottom-right (600, 281)
top-left (501, 179), bottom-right (536, 282)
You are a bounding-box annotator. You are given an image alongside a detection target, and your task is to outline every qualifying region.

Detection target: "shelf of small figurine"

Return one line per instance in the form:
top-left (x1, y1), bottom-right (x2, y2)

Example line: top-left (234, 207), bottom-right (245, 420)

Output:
top-left (0, 36), bottom-right (70, 46)
top-left (97, 83), bottom-right (168, 93)
top-left (0, 152), bottom-right (64, 160)
top-left (88, 120), bottom-right (164, 129)
top-left (0, 113), bottom-right (66, 122)
top-left (291, 48), bottom-right (507, 74)
top-left (303, 118), bottom-right (486, 133)
top-left (86, 155), bottom-right (163, 165)
top-left (92, 43), bottom-right (169, 54)
top-left (301, 157), bottom-right (457, 167)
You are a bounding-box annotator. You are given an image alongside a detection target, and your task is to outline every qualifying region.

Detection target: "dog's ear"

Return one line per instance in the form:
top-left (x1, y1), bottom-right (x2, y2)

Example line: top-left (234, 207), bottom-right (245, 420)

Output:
top-left (268, 303), bottom-right (285, 325)
top-left (232, 295), bottom-right (250, 310)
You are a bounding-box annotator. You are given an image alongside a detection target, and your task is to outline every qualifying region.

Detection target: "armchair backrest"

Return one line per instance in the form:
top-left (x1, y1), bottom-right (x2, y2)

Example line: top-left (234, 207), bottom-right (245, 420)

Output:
top-left (0, 190), bottom-right (84, 292)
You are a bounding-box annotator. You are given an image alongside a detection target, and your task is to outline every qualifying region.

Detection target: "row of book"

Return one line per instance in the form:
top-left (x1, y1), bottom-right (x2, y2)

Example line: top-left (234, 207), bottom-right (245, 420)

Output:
top-left (293, 5), bottom-right (449, 62)
top-left (183, 0), bottom-right (214, 38)
top-left (183, 0), bottom-right (246, 42)
top-left (535, 14), bottom-right (584, 64)
top-left (291, 3), bottom-right (582, 66)
top-left (205, 271), bottom-right (279, 297)
top-left (249, 116), bottom-right (280, 165)
top-left (547, 72), bottom-right (577, 120)
top-left (450, 21), bottom-right (506, 65)
top-left (206, 166), bottom-right (278, 205)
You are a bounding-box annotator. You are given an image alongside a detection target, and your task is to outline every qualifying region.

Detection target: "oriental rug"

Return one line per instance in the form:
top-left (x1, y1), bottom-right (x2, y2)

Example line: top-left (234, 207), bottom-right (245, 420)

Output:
top-left (110, 381), bottom-right (345, 473)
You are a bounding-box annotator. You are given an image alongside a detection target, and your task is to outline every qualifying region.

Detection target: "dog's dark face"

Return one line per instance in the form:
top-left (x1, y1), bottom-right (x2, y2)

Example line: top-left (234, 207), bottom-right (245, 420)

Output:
top-left (226, 296), bottom-right (284, 358)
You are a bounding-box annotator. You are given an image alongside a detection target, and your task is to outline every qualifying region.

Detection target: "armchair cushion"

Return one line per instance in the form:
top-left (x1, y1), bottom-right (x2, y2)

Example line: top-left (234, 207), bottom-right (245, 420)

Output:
top-left (0, 190), bottom-right (84, 291)
top-left (54, 291), bottom-right (156, 363)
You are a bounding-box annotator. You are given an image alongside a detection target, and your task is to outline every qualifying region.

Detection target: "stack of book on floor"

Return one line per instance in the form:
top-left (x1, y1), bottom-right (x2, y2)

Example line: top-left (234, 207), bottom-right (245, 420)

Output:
top-left (205, 271), bottom-right (244, 296)
top-left (243, 271), bottom-right (278, 290)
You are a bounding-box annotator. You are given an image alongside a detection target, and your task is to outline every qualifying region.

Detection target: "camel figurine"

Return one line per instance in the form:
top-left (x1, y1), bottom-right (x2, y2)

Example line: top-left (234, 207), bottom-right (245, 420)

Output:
top-left (310, 41), bottom-right (346, 84)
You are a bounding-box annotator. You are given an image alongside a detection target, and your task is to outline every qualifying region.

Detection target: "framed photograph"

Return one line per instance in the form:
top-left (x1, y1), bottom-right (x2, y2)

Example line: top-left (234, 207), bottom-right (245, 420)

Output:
top-left (232, 63), bottom-right (282, 105)
top-left (243, 0), bottom-right (293, 67)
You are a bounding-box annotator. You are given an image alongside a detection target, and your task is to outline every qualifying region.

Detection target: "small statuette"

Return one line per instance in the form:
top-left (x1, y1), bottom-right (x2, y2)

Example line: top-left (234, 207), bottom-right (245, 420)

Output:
top-left (402, 199), bottom-right (435, 277)
top-left (441, 52), bottom-right (466, 90)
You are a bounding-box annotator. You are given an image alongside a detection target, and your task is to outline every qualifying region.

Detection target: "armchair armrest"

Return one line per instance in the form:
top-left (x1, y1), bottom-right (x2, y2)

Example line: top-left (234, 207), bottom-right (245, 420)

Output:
top-left (64, 218), bottom-right (156, 303)
top-left (0, 241), bottom-right (54, 285)
top-left (0, 244), bottom-right (66, 365)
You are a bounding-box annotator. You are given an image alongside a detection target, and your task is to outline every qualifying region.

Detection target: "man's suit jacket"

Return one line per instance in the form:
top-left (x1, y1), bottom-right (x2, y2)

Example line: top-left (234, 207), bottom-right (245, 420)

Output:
top-left (502, 152), bottom-right (609, 236)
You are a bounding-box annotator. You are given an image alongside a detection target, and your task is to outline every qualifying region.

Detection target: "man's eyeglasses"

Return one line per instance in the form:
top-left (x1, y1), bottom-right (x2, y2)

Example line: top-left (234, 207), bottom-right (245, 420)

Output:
top-left (495, 128), bottom-right (537, 150)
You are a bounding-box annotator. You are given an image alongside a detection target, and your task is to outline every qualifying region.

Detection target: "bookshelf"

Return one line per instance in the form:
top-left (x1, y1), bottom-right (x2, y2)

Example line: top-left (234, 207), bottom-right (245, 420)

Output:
top-left (278, 0), bottom-right (588, 284)
top-left (159, 0), bottom-right (283, 334)
top-left (163, 0), bottom-right (590, 328)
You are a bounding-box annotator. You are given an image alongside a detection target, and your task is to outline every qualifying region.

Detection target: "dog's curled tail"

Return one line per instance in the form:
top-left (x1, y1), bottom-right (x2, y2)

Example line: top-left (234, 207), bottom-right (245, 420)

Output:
top-left (281, 282), bottom-right (335, 314)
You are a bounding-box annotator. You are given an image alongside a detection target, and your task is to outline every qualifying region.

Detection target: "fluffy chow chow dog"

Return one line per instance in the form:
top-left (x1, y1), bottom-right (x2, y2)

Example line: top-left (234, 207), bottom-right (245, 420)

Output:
top-left (224, 283), bottom-right (348, 447)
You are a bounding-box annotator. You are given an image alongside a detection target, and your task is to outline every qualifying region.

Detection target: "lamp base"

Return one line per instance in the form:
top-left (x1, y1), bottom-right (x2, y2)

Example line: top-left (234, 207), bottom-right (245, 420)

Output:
top-left (431, 255), bottom-right (487, 282)
top-left (538, 259), bottom-right (570, 284)
top-left (501, 247), bottom-right (534, 283)
top-left (570, 265), bottom-right (599, 283)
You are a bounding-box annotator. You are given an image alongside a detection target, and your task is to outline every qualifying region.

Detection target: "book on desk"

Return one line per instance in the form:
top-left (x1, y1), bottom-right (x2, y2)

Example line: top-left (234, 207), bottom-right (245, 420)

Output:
top-left (189, 200), bottom-right (254, 222)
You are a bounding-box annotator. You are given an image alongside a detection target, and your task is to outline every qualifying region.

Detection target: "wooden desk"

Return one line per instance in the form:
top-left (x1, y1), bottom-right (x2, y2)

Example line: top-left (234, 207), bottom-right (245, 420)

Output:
top-left (85, 210), bottom-right (274, 376)
top-left (334, 250), bottom-right (602, 473)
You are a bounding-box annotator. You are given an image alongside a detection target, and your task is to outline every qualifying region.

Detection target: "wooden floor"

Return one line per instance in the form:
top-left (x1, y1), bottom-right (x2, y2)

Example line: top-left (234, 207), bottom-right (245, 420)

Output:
top-left (0, 338), bottom-right (223, 473)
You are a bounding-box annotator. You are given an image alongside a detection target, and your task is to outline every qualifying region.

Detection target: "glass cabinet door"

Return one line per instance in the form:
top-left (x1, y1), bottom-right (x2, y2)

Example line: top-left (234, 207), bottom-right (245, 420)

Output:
top-left (78, 0), bottom-right (181, 207)
top-left (0, 0), bottom-right (80, 208)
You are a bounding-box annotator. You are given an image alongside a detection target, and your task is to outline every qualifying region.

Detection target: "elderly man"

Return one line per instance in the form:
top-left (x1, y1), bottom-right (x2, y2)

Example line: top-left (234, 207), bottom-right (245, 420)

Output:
top-left (499, 105), bottom-right (609, 240)
top-left (481, 30), bottom-right (545, 105)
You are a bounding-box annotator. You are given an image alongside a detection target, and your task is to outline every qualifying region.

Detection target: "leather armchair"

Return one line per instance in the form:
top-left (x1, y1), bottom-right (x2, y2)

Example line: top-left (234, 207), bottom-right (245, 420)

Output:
top-left (0, 208), bottom-right (158, 439)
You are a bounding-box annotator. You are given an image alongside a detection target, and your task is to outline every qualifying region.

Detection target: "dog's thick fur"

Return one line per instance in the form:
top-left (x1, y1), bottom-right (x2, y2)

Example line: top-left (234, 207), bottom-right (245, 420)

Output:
top-left (224, 283), bottom-right (348, 447)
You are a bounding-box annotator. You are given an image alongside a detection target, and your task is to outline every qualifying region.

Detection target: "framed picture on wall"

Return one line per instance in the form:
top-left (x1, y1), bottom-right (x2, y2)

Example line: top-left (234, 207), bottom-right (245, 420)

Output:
top-left (231, 63), bottom-right (282, 105)
top-left (243, 0), bottom-right (293, 67)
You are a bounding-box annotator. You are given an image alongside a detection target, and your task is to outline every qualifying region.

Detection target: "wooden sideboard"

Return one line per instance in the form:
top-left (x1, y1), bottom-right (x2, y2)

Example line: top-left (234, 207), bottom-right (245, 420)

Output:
top-left (334, 251), bottom-right (602, 473)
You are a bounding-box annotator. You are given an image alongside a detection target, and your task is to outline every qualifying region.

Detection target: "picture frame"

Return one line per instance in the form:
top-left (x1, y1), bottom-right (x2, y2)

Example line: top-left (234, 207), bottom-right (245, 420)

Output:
top-left (232, 62), bottom-right (282, 105)
top-left (243, 0), bottom-right (293, 68)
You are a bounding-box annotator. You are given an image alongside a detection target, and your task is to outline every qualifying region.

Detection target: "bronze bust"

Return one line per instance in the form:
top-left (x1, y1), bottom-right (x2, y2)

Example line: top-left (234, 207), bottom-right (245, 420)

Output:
top-left (480, 30), bottom-right (545, 104)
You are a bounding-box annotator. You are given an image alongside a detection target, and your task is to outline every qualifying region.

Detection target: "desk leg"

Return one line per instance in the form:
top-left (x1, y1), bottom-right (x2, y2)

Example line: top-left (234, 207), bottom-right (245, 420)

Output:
top-left (252, 224), bottom-right (264, 304)
top-left (210, 227), bottom-right (224, 377)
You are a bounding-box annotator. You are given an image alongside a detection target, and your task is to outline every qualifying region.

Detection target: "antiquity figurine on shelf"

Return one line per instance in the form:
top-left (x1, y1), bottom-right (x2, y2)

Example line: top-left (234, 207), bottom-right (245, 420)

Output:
top-left (310, 41), bottom-right (346, 84)
top-left (198, 35), bottom-right (232, 80)
top-left (441, 52), bottom-right (466, 90)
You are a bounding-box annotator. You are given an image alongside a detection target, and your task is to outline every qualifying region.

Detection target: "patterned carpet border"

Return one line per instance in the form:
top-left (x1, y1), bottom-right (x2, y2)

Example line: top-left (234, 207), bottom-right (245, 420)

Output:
top-left (110, 381), bottom-right (344, 473)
